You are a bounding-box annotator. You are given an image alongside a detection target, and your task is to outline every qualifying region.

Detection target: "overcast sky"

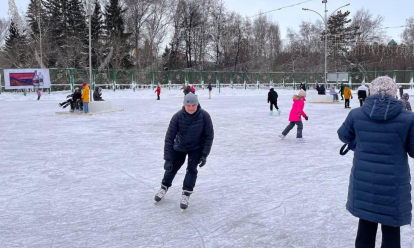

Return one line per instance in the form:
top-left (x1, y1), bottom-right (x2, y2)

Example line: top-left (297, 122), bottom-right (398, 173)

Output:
top-left (2, 0), bottom-right (412, 43)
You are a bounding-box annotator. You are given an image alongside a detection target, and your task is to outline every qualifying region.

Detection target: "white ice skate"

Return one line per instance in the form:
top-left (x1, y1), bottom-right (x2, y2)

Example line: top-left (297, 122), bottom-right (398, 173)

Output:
top-left (180, 190), bottom-right (192, 210)
top-left (296, 138), bottom-right (306, 143)
top-left (279, 134), bottom-right (286, 139)
top-left (154, 184), bottom-right (168, 202)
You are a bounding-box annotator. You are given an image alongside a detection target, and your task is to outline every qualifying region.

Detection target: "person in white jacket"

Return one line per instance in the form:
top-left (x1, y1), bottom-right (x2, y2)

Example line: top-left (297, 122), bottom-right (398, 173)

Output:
top-left (357, 82), bottom-right (369, 106)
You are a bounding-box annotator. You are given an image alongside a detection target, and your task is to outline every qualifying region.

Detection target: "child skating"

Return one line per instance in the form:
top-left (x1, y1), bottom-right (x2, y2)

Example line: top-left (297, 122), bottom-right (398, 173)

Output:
top-left (344, 84), bottom-right (353, 108)
top-left (268, 86), bottom-right (280, 115)
top-left (155, 85), bottom-right (161, 100)
top-left (279, 90), bottom-right (308, 143)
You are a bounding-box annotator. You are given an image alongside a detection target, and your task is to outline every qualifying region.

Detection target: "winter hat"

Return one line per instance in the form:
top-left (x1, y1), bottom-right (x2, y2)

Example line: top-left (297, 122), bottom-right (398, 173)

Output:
top-left (269, 86), bottom-right (274, 89)
top-left (183, 93), bottom-right (198, 106)
top-left (370, 76), bottom-right (398, 97)
top-left (298, 89), bottom-right (307, 98)
top-left (75, 87), bottom-right (79, 90)
top-left (82, 83), bottom-right (87, 87)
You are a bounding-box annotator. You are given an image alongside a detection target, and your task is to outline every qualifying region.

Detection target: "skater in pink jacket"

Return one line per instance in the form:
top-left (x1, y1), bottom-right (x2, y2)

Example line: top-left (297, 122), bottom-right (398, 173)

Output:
top-left (36, 89), bottom-right (42, 100)
top-left (279, 90), bottom-right (308, 142)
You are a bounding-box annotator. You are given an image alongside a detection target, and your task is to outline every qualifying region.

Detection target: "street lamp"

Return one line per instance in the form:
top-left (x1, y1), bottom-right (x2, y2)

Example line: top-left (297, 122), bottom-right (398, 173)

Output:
top-left (302, 2), bottom-right (350, 85)
top-left (88, 0), bottom-right (93, 99)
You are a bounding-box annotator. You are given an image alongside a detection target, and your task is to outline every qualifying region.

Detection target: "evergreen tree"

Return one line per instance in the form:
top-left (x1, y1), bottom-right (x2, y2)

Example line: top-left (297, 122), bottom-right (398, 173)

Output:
top-left (104, 0), bottom-right (133, 69)
top-left (26, 0), bottom-right (46, 37)
top-left (322, 10), bottom-right (360, 70)
top-left (66, 0), bottom-right (88, 68)
top-left (4, 21), bottom-right (27, 68)
top-left (91, 0), bottom-right (103, 68)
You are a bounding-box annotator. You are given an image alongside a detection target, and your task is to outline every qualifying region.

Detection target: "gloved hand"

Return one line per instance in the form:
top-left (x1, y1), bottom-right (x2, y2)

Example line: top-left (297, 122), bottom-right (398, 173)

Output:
top-left (198, 156), bottom-right (207, 167)
top-left (164, 160), bottom-right (173, 172)
top-left (304, 116), bottom-right (309, 121)
top-left (351, 96), bottom-right (353, 99)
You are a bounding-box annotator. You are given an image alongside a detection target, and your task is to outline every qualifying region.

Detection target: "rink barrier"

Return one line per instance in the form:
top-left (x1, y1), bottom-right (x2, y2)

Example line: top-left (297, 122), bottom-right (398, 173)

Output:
top-left (1, 69), bottom-right (413, 94)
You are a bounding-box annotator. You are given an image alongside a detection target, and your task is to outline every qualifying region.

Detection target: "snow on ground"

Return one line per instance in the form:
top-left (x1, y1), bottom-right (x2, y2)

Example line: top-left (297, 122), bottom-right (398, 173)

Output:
top-left (1, 88), bottom-right (414, 248)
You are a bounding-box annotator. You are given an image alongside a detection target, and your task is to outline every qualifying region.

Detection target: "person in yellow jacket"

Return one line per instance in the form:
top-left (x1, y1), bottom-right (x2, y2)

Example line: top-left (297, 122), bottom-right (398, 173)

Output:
top-left (81, 82), bottom-right (90, 113)
top-left (344, 84), bottom-right (353, 108)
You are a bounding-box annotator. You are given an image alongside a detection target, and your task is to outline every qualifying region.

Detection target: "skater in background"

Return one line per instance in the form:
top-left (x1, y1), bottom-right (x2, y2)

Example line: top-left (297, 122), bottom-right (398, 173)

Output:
top-left (399, 85), bottom-right (404, 99)
top-left (81, 83), bottom-right (90, 113)
top-left (155, 85), bottom-right (161, 100)
top-left (208, 83), bottom-right (212, 99)
top-left (338, 76), bottom-right (414, 248)
top-left (36, 89), bottom-right (41, 100)
top-left (339, 83), bottom-right (345, 100)
top-left (93, 87), bottom-right (104, 101)
top-left (59, 93), bottom-right (74, 111)
top-left (191, 84), bottom-right (195, 93)
top-left (402, 93), bottom-right (412, 111)
top-left (357, 82), bottom-right (369, 106)
top-left (329, 85), bottom-right (339, 101)
top-left (316, 83), bottom-right (326, 95)
top-left (279, 89), bottom-right (308, 143)
top-left (344, 84), bottom-right (353, 108)
top-left (154, 93), bottom-right (214, 210)
top-left (268, 86), bottom-right (280, 115)
top-left (300, 83), bottom-right (306, 91)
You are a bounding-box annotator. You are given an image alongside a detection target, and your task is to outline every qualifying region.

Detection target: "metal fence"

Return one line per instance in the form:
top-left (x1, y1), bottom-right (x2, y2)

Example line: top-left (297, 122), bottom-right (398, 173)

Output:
top-left (1, 68), bottom-right (413, 94)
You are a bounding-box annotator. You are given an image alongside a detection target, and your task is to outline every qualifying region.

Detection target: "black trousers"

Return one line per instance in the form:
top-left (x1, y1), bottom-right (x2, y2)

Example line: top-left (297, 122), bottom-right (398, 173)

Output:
top-left (282, 121), bottom-right (303, 138)
top-left (345, 99), bottom-right (350, 108)
top-left (341, 93), bottom-right (344, 100)
top-left (355, 219), bottom-right (400, 248)
top-left (162, 149), bottom-right (202, 191)
top-left (157, 94), bottom-right (160, 100)
top-left (270, 101), bottom-right (279, 111)
top-left (359, 98), bottom-right (365, 106)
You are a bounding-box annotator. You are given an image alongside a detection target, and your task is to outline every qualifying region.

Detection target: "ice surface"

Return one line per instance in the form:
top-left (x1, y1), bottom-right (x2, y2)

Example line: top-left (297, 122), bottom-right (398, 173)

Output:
top-left (1, 88), bottom-right (414, 248)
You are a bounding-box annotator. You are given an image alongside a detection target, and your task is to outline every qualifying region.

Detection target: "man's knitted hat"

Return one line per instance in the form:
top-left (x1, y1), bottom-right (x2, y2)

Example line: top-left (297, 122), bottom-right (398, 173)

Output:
top-left (370, 76), bottom-right (398, 97)
top-left (183, 93), bottom-right (199, 106)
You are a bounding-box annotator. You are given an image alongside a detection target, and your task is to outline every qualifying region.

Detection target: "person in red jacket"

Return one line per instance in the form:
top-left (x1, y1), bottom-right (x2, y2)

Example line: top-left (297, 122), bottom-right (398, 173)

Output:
top-left (155, 85), bottom-right (161, 100)
top-left (279, 89), bottom-right (309, 143)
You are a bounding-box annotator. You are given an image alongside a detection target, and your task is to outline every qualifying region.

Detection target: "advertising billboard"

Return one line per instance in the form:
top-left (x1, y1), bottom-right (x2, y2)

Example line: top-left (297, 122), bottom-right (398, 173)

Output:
top-left (4, 69), bottom-right (51, 89)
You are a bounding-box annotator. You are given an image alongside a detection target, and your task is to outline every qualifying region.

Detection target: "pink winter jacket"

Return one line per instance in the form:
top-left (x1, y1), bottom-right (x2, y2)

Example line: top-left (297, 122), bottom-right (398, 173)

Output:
top-left (288, 95), bottom-right (308, 122)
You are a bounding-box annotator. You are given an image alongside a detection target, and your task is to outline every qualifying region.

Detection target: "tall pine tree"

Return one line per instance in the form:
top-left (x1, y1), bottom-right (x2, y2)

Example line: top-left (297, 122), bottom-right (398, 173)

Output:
top-left (104, 0), bottom-right (133, 69)
top-left (4, 21), bottom-right (28, 68)
top-left (91, 0), bottom-right (103, 68)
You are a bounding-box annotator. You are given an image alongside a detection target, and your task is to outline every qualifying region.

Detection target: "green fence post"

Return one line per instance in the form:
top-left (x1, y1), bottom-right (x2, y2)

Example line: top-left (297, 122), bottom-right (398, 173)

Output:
top-left (230, 72), bottom-right (234, 89)
top-left (48, 88), bottom-right (51, 94)
top-left (92, 70), bottom-right (96, 91)
top-left (24, 88), bottom-right (26, 96)
top-left (293, 72), bottom-right (296, 90)
top-left (185, 71), bottom-right (189, 85)
top-left (283, 73), bottom-right (285, 89)
top-left (112, 70), bottom-right (116, 92)
top-left (244, 72), bottom-right (247, 90)
top-left (201, 71), bottom-right (204, 89)
top-left (257, 72), bottom-right (260, 89)
top-left (168, 71), bottom-right (171, 90)
top-left (151, 71), bottom-right (154, 90)
top-left (411, 71), bottom-right (414, 89)
top-left (270, 73), bottom-right (273, 88)
top-left (216, 71), bottom-right (220, 94)
top-left (132, 71), bottom-right (136, 92)
top-left (70, 68), bottom-right (74, 93)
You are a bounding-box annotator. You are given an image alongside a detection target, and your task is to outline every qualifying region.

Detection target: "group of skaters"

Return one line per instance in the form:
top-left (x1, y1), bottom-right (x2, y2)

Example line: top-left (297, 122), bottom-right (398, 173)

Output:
top-left (150, 76), bottom-right (413, 247)
top-left (58, 83), bottom-right (104, 113)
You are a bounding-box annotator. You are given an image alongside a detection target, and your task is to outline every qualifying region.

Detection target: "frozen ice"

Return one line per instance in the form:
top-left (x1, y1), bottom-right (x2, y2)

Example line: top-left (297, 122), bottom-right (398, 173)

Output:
top-left (1, 88), bottom-right (414, 248)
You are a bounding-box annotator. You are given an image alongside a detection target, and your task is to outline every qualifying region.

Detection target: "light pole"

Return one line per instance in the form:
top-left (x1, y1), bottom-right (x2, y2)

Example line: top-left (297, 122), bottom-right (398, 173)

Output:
top-left (302, 1), bottom-right (350, 85)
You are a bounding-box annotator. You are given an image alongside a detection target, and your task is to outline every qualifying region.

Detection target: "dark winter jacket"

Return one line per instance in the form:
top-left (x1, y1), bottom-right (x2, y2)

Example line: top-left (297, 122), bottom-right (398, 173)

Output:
top-left (301, 84), bottom-right (306, 91)
top-left (208, 85), bottom-right (212, 91)
top-left (338, 95), bottom-right (414, 227)
top-left (72, 92), bottom-right (82, 101)
top-left (93, 87), bottom-right (104, 101)
top-left (268, 89), bottom-right (278, 102)
top-left (400, 87), bottom-right (404, 96)
top-left (183, 86), bottom-right (191, 95)
top-left (317, 85), bottom-right (326, 95)
top-left (164, 105), bottom-right (214, 161)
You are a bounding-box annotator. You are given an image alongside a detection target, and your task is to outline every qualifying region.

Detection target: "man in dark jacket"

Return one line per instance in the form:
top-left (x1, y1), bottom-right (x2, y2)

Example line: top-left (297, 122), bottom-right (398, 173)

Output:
top-left (316, 84), bottom-right (326, 95)
top-left (154, 93), bottom-right (214, 210)
top-left (93, 87), bottom-right (104, 101)
top-left (268, 86), bottom-right (280, 115)
top-left (338, 76), bottom-right (414, 247)
top-left (72, 87), bottom-right (83, 111)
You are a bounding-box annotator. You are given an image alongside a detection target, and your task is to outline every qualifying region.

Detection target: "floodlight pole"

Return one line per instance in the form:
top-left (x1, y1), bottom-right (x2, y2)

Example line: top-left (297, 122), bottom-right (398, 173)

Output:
top-left (88, 0), bottom-right (92, 87)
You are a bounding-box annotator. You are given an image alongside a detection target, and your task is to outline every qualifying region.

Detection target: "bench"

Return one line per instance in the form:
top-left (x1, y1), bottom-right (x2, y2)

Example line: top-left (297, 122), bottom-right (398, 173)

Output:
top-left (89, 101), bottom-right (112, 113)
top-left (309, 94), bottom-right (335, 103)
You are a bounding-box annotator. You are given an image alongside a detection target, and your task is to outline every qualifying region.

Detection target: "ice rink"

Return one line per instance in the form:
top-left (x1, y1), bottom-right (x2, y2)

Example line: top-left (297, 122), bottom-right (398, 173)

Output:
top-left (1, 88), bottom-right (414, 248)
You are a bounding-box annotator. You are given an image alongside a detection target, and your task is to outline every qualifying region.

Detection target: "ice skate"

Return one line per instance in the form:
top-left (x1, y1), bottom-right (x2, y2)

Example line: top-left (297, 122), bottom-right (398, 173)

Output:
top-left (270, 111), bottom-right (273, 115)
top-left (279, 134), bottom-right (285, 139)
top-left (296, 138), bottom-right (306, 143)
top-left (180, 190), bottom-right (192, 210)
top-left (277, 109), bottom-right (281, 116)
top-left (154, 184), bottom-right (168, 202)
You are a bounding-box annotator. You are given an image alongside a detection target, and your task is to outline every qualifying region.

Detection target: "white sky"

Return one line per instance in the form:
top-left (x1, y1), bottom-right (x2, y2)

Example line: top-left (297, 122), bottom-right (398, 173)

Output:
top-left (1, 0), bottom-right (412, 43)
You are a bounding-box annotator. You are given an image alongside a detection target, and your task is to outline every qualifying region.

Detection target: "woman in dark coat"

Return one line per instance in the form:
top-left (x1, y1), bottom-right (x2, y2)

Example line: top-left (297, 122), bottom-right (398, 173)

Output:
top-left (93, 87), bottom-right (104, 101)
top-left (338, 76), bottom-right (414, 248)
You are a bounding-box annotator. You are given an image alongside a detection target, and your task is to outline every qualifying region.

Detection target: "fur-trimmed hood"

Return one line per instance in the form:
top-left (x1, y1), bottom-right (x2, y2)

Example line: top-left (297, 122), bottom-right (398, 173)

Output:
top-left (293, 95), bottom-right (305, 101)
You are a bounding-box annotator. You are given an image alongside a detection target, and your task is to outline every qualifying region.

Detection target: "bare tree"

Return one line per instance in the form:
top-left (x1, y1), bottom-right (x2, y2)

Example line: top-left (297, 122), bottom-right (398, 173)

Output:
top-left (402, 17), bottom-right (414, 45)
top-left (352, 8), bottom-right (386, 44)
